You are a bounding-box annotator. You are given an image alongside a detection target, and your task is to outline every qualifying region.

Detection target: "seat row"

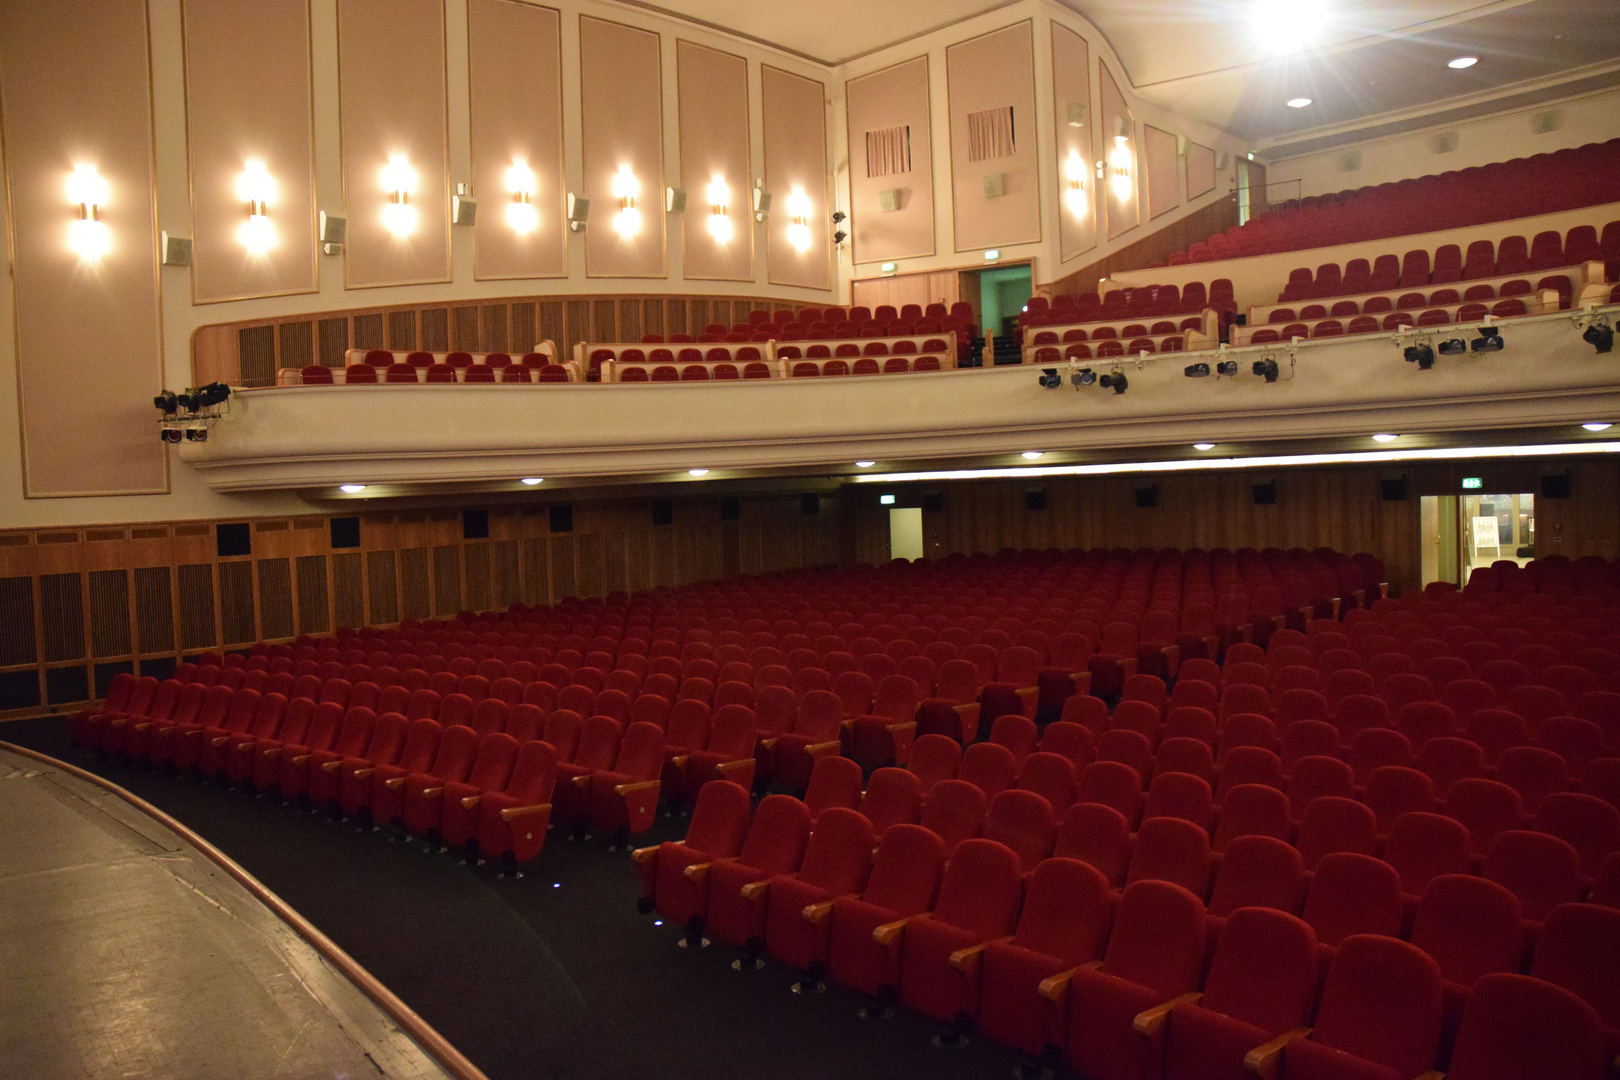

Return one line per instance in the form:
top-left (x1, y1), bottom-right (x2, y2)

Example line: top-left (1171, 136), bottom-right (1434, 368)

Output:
top-left (638, 779), bottom-right (1619, 1078)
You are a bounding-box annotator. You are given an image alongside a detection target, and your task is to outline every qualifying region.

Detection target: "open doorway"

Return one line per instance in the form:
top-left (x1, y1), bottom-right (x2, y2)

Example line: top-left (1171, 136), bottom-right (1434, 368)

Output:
top-left (958, 263), bottom-right (1032, 366)
top-left (1419, 492), bottom-right (1536, 586)
top-left (888, 507), bottom-right (923, 561)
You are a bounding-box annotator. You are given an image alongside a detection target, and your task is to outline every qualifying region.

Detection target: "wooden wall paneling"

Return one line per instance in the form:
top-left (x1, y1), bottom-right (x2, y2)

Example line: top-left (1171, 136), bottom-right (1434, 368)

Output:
top-left (511, 303), bottom-right (538, 353)
top-left (565, 300), bottom-right (590, 355)
top-left (218, 561), bottom-right (256, 645)
top-left (652, 528), bottom-right (676, 586)
top-left (599, 531), bottom-right (627, 595)
top-left (619, 300), bottom-right (642, 345)
top-left (592, 299), bottom-right (618, 343)
top-left (538, 303), bottom-right (564, 354)
top-left (133, 567), bottom-right (176, 656)
top-left (521, 536), bottom-right (549, 606)
top-left (1047, 194), bottom-right (1237, 295)
top-left (721, 523), bottom-right (742, 578)
top-left (279, 321), bottom-right (315, 371)
top-left (432, 543), bottom-right (462, 616)
top-left (353, 312), bottom-right (385, 349)
top-left (332, 552), bottom-right (363, 630)
top-left (257, 558), bottom-right (294, 640)
top-left (492, 539), bottom-right (522, 608)
top-left (368, 549), bottom-right (400, 625)
top-left (464, 542), bottom-right (492, 612)
top-left (550, 536), bottom-right (576, 600)
top-left (665, 298), bottom-right (687, 337)
top-left (624, 531), bottom-right (652, 593)
top-left (296, 554), bottom-right (331, 635)
top-left (88, 570), bottom-right (132, 658)
top-left (643, 299), bottom-right (663, 340)
top-left (399, 548), bottom-right (430, 620)
top-left (239, 326), bottom-right (277, 386)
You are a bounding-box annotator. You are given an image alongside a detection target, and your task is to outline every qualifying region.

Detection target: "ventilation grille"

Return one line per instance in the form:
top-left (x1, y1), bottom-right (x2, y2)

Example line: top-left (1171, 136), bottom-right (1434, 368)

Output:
top-left (866, 125), bottom-right (912, 177)
top-left (134, 567), bottom-right (175, 654)
top-left (352, 313), bottom-right (385, 350)
top-left (257, 559), bottom-right (293, 640)
top-left (239, 325), bottom-right (276, 386)
top-left (318, 317), bottom-right (349, 367)
top-left (481, 305), bottom-right (508, 352)
top-left (296, 555), bottom-right (329, 635)
top-left (131, 527), bottom-right (169, 540)
top-left (88, 570), bottom-right (132, 657)
top-left (493, 540), bottom-right (521, 609)
top-left (522, 538), bottom-right (548, 606)
top-left (420, 308), bottom-right (450, 352)
top-left (511, 302), bottom-right (537, 353)
top-left (399, 548), bottom-right (430, 620)
top-left (218, 561), bottom-right (256, 645)
top-left (388, 310), bottom-right (416, 350)
top-left (40, 574), bottom-right (85, 662)
top-left (463, 542), bottom-right (491, 613)
top-left (967, 106), bottom-right (1016, 161)
top-left (0, 578), bottom-right (36, 666)
top-left (178, 564), bottom-right (216, 650)
top-left (551, 536), bottom-right (576, 601)
top-left (453, 306), bottom-right (478, 351)
top-left (278, 320), bottom-right (313, 369)
top-left (367, 550), bottom-right (399, 625)
top-left (432, 545), bottom-right (461, 615)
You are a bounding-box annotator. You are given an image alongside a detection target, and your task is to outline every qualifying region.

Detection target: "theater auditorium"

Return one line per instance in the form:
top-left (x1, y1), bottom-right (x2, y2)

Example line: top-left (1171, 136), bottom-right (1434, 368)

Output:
top-left (2, 0), bottom-right (1620, 1077)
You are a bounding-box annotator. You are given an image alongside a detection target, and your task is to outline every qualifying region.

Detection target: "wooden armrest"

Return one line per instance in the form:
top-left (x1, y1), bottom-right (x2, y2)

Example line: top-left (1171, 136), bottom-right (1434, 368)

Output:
top-left (872, 913), bottom-right (926, 947)
top-left (420, 786), bottom-right (444, 799)
top-left (262, 747), bottom-right (282, 759)
top-left (498, 802), bottom-right (550, 823)
top-left (885, 721), bottom-right (916, 735)
top-left (669, 754), bottom-right (690, 768)
top-left (740, 880), bottom-right (771, 902)
top-left (949, 935), bottom-right (1012, 971)
top-left (1243, 1027), bottom-right (1311, 1079)
top-left (952, 702), bottom-right (979, 715)
top-left (1039, 960), bottom-right (1101, 1001)
top-left (841, 718), bottom-right (855, 730)
top-left (572, 774), bottom-right (591, 789)
top-left (210, 736), bottom-right (231, 747)
top-left (1132, 991), bottom-right (1202, 1036)
top-left (460, 794), bottom-right (481, 810)
top-left (615, 779), bottom-right (661, 797)
top-left (236, 741), bottom-right (256, 753)
top-left (384, 777), bottom-right (406, 791)
top-left (801, 899), bottom-right (836, 924)
top-left (1413, 1072), bottom-right (1445, 1080)
top-left (1015, 685), bottom-right (1040, 700)
top-left (759, 737), bottom-right (779, 749)
top-left (292, 754), bottom-right (311, 765)
top-left (351, 766), bottom-right (373, 779)
top-left (714, 759), bottom-right (753, 775)
top-left (805, 740), bottom-right (841, 756)
top-left (132, 722), bottom-right (152, 732)
top-left (682, 862), bottom-right (711, 883)
top-left (631, 845), bottom-right (660, 865)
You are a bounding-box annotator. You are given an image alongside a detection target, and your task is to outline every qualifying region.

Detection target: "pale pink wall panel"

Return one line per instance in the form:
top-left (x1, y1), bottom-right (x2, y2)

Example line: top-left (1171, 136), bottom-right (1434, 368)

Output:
top-left (1145, 124), bottom-right (1181, 219)
top-left (183, 0), bottom-right (317, 303)
top-left (468, 0), bottom-right (566, 280)
top-left (1099, 62), bottom-right (1139, 240)
top-left (337, 0), bottom-right (451, 288)
top-left (677, 41), bottom-right (753, 282)
top-left (0, 0), bottom-right (168, 496)
top-left (847, 57), bottom-right (935, 264)
top-left (763, 65), bottom-right (831, 291)
top-left (1186, 142), bottom-right (1217, 199)
top-left (947, 22), bottom-right (1040, 253)
top-left (580, 16), bottom-right (665, 279)
top-left (1052, 23), bottom-right (1096, 263)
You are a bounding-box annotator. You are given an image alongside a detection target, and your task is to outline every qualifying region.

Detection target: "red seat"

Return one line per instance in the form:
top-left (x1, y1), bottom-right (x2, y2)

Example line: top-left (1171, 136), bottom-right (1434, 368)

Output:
top-left (699, 793), bottom-right (813, 952)
top-left (825, 822), bottom-right (944, 998)
top-left (635, 780), bottom-right (753, 931)
top-left (919, 778), bottom-right (988, 855)
top-left (1446, 972), bottom-right (1608, 1080)
top-left (1529, 902), bottom-right (1620, 1062)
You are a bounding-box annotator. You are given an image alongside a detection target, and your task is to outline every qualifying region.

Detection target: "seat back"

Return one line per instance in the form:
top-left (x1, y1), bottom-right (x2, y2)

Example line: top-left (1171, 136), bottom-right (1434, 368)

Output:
top-left (1409, 873), bottom-right (1524, 988)
top-left (1301, 852), bottom-right (1405, 945)
top-left (1100, 880), bottom-right (1207, 997)
top-left (860, 821), bottom-right (946, 915)
top-left (734, 793), bottom-right (812, 873)
top-left (682, 779), bottom-right (753, 859)
top-left (1201, 908), bottom-right (1319, 1035)
top-left (1306, 935), bottom-right (1443, 1078)
top-left (1207, 835), bottom-right (1305, 918)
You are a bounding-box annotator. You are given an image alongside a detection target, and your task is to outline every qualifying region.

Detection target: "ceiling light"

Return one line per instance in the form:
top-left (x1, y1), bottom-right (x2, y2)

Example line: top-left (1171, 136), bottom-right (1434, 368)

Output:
top-left (855, 461), bottom-right (875, 468)
top-left (339, 484), bottom-right (366, 494)
top-left (1251, 0), bottom-right (1328, 55)
top-left (1372, 433), bottom-right (1398, 443)
top-left (1022, 451), bottom-right (1044, 460)
top-left (1193, 443), bottom-right (1215, 451)
top-left (1286, 97), bottom-right (1313, 109)
top-left (1448, 56), bottom-right (1478, 69)
top-left (1583, 422), bottom-right (1613, 432)
top-left (687, 468), bottom-right (709, 477)
top-left (520, 477), bottom-right (544, 485)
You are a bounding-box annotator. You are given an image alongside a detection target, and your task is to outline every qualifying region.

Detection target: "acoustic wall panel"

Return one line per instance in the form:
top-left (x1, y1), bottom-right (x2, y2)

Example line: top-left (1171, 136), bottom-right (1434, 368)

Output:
top-left (946, 22), bottom-right (1040, 253)
top-left (1051, 23), bottom-right (1097, 262)
top-left (1099, 62), bottom-right (1139, 239)
top-left (762, 65), bottom-right (831, 290)
top-left (0, 0), bottom-right (168, 497)
top-left (337, 0), bottom-right (451, 288)
top-left (1186, 141), bottom-right (1217, 199)
top-left (677, 41), bottom-right (753, 282)
top-left (1145, 124), bottom-right (1181, 219)
top-left (182, 0), bottom-right (317, 302)
top-left (579, 16), bottom-right (665, 279)
top-left (846, 57), bottom-right (935, 264)
top-left (467, 0), bottom-right (566, 280)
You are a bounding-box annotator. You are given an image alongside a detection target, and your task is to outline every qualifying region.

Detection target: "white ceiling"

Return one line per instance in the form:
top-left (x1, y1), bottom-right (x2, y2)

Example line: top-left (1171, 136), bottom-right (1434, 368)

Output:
top-left (613, 0), bottom-right (1620, 151)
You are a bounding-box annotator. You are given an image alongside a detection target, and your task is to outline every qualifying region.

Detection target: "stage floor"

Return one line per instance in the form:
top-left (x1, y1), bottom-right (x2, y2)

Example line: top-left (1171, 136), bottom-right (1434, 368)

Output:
top-left (0, 746), bottom-right (460, 1080)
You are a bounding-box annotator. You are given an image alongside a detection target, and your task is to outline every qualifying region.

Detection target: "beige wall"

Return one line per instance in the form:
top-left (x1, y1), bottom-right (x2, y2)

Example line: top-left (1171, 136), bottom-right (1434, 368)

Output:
top-left (677, 41), bottom-right (754, 283)
top-left (1145, 125), bottom-right (1180, 220)
top-left (1099, 61), bottom-right (1139, 240)
top-left (183, 0), bottom-right (318, 303)
top-left (1186, 141), bottom-right (1217, 200)
top-left (1051, 23), bottom-right (1096, 264)
top-left (762, 66), bottom-right (833, 291)
top-left (580, 16), bottom-right (666, 279)
top-left (946, 21), bottom-right (1041, 253)
top-left (846, 57), bottom-right (937, 264)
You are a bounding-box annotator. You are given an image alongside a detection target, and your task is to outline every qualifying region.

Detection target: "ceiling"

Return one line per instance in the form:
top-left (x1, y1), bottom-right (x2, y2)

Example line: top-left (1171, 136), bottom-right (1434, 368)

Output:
top-left (613, 0), bottom-right (1620, 152)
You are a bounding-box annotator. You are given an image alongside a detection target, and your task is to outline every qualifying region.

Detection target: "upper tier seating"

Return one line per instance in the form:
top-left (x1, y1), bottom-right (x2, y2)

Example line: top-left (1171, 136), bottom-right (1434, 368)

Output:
top-left (1165, 138), bottom-right (1620, 264)
top-left (284, 346), bottom-right (572, 385)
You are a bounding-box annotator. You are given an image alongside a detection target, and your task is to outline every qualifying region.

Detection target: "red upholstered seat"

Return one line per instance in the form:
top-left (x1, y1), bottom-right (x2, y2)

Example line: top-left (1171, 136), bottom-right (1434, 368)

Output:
top-left (700, 794), bottom-right (813, 950)
top-left (893, 838), bottom-right (1024, 1022)
top-left (1279, 935), bottom-right (1443, 1080)
top-left (824, 822), bottom-right (942, 996)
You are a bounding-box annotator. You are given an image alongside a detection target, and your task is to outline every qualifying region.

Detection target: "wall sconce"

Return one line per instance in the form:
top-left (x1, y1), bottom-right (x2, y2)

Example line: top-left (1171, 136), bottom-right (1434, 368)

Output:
top-left (785, 186), bottom-right (812, 252)
top-left (1063, 151), bottom-right (1088, 218)
top-left (706, 175), bottom-right (732, 243)
top-left (1109, 135), bottom-right (1133, 200)
top-left (380, 154), bottom-right (418, 237)
top-left (66, 164), bottom-right (110, 260)
top-left (506, 161), bottom-right (538, 234)
top-left (611, 165), bottom-right (640, 239)
top-left (236, 160), bottom-right (276, 255)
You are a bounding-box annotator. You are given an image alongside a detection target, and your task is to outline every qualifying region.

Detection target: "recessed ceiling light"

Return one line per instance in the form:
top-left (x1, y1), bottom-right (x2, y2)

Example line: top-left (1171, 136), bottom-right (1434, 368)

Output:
top-left (855, 460), bottom-right (876, 468)
top-left (1447, 56), bottom-right (1478, 69)
top-left (339, 484), bottom-right (366, 494)
top-left (1287, 97), bottom-right (1313, 109)
top-left (1193, 443), bottom-right (1216, 451)
top-left (1372, 433), bottom-right (1399, 443)
top-left (1022, 451), bottom-right (1044, 460)
top-left (688, 468), bottom-right (710, 477)
top-left (1583, 422), bottom-right (1613, 431)
top-left (520, 477), bottom-right (543, 485)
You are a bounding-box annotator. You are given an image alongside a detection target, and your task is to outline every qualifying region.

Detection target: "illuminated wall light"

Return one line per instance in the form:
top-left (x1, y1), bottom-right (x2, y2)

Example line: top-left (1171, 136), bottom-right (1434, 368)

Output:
top-left (506, 161), bottom-right (539, 234)
top-left (66, 164), bottom-right (110, 260)
top-left (706, 175), bottom-right (732, 244)
top-left (785, 186), bottom-right (812, 252)
top-left (236, 160), bottom-right (277, 256)
top-left (380, 154), bottom-right (418, 237)
top-left (1063, 151), bottom-right (1088, 218)
top-left (1108, 136), bottom-right (1134, 200)
top-left (855, 461), bottom-right (876, 468)
top-left (612, 165), bottom-right (641, 239)
top-left (1448, 56), bottom-right (1478, 69)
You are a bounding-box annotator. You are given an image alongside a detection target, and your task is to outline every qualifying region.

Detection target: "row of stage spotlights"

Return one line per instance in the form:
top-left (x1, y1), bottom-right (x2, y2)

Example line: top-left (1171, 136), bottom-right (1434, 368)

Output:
top-left (154, 382), bottom-right (232, 442)
top-left (1038, 366), bottom-right (1128, 393)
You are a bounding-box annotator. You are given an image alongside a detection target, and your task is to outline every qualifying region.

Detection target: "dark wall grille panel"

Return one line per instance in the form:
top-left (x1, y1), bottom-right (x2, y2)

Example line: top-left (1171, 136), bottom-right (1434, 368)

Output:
top-left (453, 306), bottom-right (479, 350)
top-left (387, 310), bottom-right (416, 350)
top-left (296, 555), bottom-right (330, 635)
top-left (643, 299), bottom-right (663, 339)
top-left (539, 302), bottom-right (564, 352)
top-left (464, 543), bottom-right (491, 613)
top-left (332, 553), bottom-right (364, 630)
top-left (493, 540), bottom-right (521, 609)
top-left (279, 321), bottom-right (313, 369)
top-left (352, 313), bottom-right (385, 350)
top-left (238, 325), bottom-right (276, 385)
top-left (481, 305), bottom-right (508, 352)
top-left (551, 536), bottom-right (576, 601)
top-left (591, 300), bottom-right (616, 344)
top-left (318, 317), bottom-right (349, 366)
top-left (619, 301), bottom-right (641, 344)
top-left (420, 308), bottom-right (449, 351)
top-left (399, 548), bottom-right (430, 620)
top-left (134, 567), bottom-right (175, 654)
top-left (88, 570), bottom-right (131, 657)
top-left (0, 577), bottom-right (36, 666)
top-left (40, 574), bottom-right (85, 663)
top-left (522, 539), bottom-right (548, 606)
top-left (511, 302), bottom-right (536, 353)
top-left (218, 562), bottom-right (256, 645)
top-left (665, 297), bottom-right (687, 336)
top-left (367, 550), bottom-right (400, 625)
top-left (565, 300), bottom-right (589, 355)
top-left (257, 559), bottom-right (294, 641)
top-left (178, 564), bottom-right (217, 650)
top-left (432, 545), bottom-right (462, 615)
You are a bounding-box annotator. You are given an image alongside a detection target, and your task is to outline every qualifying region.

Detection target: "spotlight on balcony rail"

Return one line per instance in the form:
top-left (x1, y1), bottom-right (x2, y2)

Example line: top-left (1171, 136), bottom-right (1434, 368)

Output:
top-left (1071, 367), bottom-right (1096, 388)
top-left (1099, 369), bottom-right (1128, 394)
top-left (1404, 343), bottom-right (1435, 369)
top-left (1471, 326), bottom-right (1502, 353)
top-left (1216, 360), bottom-right (1240, 376)
top-left (1184, 362), bottom-right (1210, 377)
top-left (1583, 315), bottom-right (1613, 354)
top-left (1252, 357), bottom-right (1280, 382)
top-left (1437, 338), bottom-right (1468, 356)
top-left (1038, 367), bottom-right (1062, 389)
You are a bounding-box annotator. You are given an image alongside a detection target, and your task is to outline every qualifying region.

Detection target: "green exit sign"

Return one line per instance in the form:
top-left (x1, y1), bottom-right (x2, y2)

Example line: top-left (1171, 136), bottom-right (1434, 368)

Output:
top-left (1462, 477), bottom-right (1483, 489)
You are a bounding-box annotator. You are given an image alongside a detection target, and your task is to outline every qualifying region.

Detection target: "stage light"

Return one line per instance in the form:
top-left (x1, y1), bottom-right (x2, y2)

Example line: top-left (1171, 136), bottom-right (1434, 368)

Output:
top-left (832, 230), bottom-right (847, 245)
top-left (1437, 338), bottom-right (1468, 355)
top-left (506, 162), bottom-right (538, 234)
top-left (67, 164), bottom-right (110, 260)
top-left (1184, 362), bottom-right (1210, 377)
top-left (154, 391), bottom-right (178, 415)
top-left (1404, 343), bottom-right (1435, 369)
top-left (1471, 326), bottom-right (1502, 352)
top-left (1071, 367), bottom-right (1096, 387)
top-left (1100, 370), bottom-right (1128, 394)
top-left (380, 155), bottom-right (418, 237)
top-left (184, 428), bottom-right (208, 442)
top-left (1216, 360), bottom-right (1240, 376)
top-left (1037, 368), bottom-right (1062, 389)
top-left (1252, 358), bottom-right (1280, 381)
top-left (162, 429), bottom-right (183, 444)
top-left (1582, 317), bottom-right (1613, 353)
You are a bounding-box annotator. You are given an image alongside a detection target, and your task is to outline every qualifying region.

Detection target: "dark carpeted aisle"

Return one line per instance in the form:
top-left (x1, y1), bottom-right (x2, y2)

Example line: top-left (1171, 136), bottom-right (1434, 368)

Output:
top-left (3, 716), bottom-right (1038, 1080)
